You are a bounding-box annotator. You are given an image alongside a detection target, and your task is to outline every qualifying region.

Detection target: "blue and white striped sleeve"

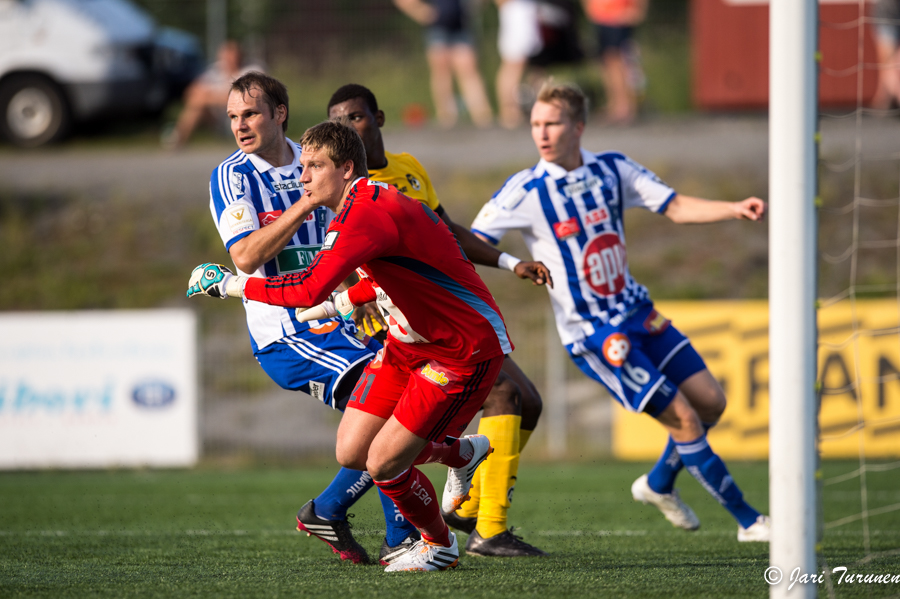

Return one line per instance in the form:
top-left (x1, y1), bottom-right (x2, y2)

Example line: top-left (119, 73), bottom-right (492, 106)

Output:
top-left (471, 169), bottom-right (536, 245)
top-left (615, 155), bottom-right (677, 214)
top-left (209, 161), bottom-right (259, 251)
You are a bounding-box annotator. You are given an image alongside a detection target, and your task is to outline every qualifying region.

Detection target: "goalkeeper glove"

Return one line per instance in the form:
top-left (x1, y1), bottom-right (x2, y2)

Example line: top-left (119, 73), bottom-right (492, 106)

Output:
top-left (187, 263), bottom-right (247, 299)
top-left (293, 291), bottom-right (354, 323)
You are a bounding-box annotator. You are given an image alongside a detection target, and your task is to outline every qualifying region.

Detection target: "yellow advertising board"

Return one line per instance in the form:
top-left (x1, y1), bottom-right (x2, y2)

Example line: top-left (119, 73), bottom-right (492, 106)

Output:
top-left (612, 300), bottom-right (900, 460)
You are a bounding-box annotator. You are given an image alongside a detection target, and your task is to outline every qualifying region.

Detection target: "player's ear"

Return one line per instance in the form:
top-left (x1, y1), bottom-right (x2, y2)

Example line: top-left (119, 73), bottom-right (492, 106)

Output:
top-left (342, 160), bottom-right (355, 180)
top-left (375, 110), bottom-right (385, 128)
top-left (274, 104), bottom-right (287, 126)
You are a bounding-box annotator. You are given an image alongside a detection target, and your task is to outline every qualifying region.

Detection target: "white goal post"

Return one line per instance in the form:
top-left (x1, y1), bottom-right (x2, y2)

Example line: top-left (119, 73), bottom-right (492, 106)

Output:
top-left (769, 0), bottom-right (819, 597)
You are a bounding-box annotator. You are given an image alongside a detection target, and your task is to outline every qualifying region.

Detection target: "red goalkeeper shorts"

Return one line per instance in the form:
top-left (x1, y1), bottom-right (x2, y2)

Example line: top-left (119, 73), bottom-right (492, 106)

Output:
top-left (346, 340), bottom-right (504, 441)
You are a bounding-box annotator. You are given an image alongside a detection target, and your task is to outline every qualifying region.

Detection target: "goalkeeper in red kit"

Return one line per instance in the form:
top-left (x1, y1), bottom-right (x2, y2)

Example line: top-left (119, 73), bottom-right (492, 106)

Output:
top-left (187, 120), bottom-right (512, 572)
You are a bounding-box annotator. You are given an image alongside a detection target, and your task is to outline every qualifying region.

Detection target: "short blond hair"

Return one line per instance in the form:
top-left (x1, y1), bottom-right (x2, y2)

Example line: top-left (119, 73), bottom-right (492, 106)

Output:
top-left (300, 120), bottom-right (368, 179)
top-left (536, 81), bottom-right (588, 124)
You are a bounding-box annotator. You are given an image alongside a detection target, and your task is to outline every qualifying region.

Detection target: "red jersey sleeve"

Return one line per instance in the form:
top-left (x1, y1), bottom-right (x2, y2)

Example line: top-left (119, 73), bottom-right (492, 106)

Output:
top-left (347, 277), bottom-right (376, 306)
top-left (243, 184), bottom-right (398, 308)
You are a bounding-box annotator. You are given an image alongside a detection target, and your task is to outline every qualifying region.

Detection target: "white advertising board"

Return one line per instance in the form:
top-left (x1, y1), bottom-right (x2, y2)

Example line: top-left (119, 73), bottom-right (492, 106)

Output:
top-left (0, 310), bottom-right (198, 469)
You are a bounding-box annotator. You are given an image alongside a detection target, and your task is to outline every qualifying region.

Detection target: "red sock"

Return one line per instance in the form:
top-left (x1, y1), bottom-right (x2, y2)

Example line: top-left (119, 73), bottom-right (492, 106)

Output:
top-left (374, 467), bottom-right (451, 546)
top-left (413, 438), bottom-right (472, 468)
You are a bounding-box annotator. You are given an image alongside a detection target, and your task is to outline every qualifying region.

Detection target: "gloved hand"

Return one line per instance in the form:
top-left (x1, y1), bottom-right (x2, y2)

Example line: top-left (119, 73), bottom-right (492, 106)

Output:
top-left (294, 290), bottom-right (354, 323)
top-left (186, 263), bottom-right (247, 299)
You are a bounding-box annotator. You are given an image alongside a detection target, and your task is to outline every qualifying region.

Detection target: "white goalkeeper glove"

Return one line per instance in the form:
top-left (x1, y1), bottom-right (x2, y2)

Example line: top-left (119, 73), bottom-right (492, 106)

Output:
top-left (186, 263), bottom-right (247, 299)
top-left (294, 290), bottom-right (354, 323)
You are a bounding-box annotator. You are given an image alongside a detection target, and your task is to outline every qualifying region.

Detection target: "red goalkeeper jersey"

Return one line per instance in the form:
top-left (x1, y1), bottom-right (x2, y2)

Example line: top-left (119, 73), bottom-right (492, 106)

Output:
top-left (243, 178), bottom-right (513, 366)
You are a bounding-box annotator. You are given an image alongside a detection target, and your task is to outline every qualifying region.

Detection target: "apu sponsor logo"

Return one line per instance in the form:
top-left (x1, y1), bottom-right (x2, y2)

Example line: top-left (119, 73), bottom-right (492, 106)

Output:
top-left (582, 232), bottom-right (627, 296)
top-left (368, 180), bottom-right (389, 189)
top-left (0, 381), bottom-right (113, 413)
top-left (272, 179), bottom-right (303, 192)
top-left (553, 216), bottom-right (581, 240)
top-left (259, 210), bottom-right (283, 227)
top-left (131, 380), bottom-right (176, 409)
top-left (420, 363), bottom-right (449, 386)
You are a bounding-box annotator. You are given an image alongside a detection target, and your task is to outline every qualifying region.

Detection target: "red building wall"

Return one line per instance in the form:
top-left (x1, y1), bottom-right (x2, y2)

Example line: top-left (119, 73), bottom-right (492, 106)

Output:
top-left (692, 0), bottom-right (878, 109)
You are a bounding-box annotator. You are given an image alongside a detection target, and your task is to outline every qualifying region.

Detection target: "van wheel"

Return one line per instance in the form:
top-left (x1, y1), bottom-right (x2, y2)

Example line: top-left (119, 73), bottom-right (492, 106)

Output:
top-left (0, 75), bottom-right (71, 147)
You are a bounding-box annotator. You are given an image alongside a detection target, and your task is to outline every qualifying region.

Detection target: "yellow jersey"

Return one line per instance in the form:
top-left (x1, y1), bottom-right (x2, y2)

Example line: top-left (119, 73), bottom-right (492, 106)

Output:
top-left (368, 151), bottom-right (441, 212)
top-left (361, 150), bottom-right (441, 337)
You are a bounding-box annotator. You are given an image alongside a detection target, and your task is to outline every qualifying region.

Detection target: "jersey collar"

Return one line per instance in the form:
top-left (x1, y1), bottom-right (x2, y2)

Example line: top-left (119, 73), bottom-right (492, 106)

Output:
top-left (248, 137), bottom-right (301, 175)
top-left (538, 148), bottom-right (598, 179)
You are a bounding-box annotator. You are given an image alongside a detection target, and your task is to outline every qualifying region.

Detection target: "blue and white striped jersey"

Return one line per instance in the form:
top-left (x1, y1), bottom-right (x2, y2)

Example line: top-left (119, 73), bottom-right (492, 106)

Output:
top-left (209, 139), bottom-right (339, 350)
top-left (471, 149), bottom-right (676, 345)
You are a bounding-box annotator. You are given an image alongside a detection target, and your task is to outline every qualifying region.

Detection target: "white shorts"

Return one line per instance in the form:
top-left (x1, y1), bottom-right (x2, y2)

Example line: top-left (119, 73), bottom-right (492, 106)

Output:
top-left (498, 0), bottom-right (543, 62)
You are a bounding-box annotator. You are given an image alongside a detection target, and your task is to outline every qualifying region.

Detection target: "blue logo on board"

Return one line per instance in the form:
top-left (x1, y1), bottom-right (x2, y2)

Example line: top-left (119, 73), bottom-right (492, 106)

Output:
top-left (131, 381), bottom-right (176, 409)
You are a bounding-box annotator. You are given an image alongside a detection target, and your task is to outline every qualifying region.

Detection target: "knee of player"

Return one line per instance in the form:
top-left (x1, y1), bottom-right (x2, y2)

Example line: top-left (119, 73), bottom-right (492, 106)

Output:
top-left (482, 374), bottom-right (522, 416)
top-left (335, 445), bottom-right (367, 472)
top-left (519, 381), bottom-right (543, 424)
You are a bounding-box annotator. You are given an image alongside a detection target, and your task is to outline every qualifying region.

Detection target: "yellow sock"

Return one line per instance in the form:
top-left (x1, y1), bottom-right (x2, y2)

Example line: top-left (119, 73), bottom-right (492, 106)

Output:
top-left (474, 414), bottom-right (521, 539)
top-left (519, 428), bottom-right (533, 452)
top-left (458, 423), bottom-right (533, 523)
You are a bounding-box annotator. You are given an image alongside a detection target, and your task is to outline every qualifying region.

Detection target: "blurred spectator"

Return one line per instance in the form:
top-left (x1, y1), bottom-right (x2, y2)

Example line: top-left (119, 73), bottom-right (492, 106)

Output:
top-left (582, 0), bottom-right (647, 125)
top-left (528, 0), bottom-right (584, 71)
top-left (393, 0), bottom-right (494, 129)
top-left (162, 40), bottom-right (263, 149)
top-left (495, 0), bottom-right (543, 128)
top-left (872, 0), bottom-right (900, 110)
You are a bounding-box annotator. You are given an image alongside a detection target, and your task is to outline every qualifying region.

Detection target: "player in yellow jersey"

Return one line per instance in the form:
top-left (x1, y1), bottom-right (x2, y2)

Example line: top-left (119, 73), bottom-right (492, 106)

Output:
top-left (327, 84), bottom-right (548, 557)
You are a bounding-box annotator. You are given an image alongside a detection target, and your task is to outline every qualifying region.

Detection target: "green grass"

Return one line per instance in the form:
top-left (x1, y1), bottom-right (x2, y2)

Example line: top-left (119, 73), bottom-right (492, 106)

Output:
top-left (1, 461), bottom-right (897, 598)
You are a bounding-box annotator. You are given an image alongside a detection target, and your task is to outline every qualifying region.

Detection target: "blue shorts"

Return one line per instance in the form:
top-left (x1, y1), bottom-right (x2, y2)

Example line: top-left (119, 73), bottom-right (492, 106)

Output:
top-left (425, 25), bottom-right (474, 48)
top-left (566, 303), bottom-right (706, 417)
top-left (254, 323), bottom-right (380, 410)
top-left (595, 24), bottom-right (634, 55)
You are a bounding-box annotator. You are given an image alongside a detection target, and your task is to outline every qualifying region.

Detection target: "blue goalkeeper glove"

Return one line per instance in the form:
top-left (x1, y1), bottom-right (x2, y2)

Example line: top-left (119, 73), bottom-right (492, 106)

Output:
top-left (187, 263), bottom-right (247, 299)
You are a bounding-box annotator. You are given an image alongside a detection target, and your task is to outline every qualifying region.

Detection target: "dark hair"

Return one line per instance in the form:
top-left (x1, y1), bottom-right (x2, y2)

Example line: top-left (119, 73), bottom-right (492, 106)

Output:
top-left (536, 80), bottom-right (589, 124)
top-left (327, 84), bottom-right (379, 115)
top-left (231, 71), bottom-right (289, 132)
top-left (300, 121), bottom-right (368, 179)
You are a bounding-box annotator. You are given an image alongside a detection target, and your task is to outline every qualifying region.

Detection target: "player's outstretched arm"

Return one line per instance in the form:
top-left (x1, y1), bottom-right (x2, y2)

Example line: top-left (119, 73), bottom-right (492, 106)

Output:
top-left (664, 194), bottom-right (767, 224)
top-left (444, 211), bottom-right (553, 287)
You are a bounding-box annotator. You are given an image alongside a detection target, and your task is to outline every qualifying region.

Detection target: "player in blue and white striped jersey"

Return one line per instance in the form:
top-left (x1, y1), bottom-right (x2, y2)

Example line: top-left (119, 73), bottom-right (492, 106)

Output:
top-left (471, 81), bottom-right (771, 542)
top-left (208, 71), bottom-right (418, 563)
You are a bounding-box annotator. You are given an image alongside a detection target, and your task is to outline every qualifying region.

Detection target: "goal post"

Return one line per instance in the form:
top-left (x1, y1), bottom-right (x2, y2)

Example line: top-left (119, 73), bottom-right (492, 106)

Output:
top-left (769, 0), bottom-right (819, 597)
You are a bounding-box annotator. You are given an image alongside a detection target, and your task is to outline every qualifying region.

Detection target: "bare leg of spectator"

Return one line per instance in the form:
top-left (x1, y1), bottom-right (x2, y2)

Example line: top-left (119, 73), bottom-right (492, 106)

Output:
top-left (427, 45), bottom-right (458, 129)
top-left (450, 44), bottom-right (493, 128)
top-left (600, 49), bottom-right (636, 125)
top-left (496, 59), bottom-right (526, 129)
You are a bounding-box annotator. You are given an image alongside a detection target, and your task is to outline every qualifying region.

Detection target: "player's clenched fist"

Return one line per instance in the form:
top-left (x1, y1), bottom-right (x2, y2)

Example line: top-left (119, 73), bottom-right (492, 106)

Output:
top-left (187, 263), bottom-right (247, 299)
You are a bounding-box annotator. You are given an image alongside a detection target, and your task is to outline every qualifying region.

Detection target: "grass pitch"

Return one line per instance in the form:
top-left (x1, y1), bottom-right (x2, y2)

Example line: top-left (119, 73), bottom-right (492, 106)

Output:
top-left (1, 461), bottom-right (897, 598)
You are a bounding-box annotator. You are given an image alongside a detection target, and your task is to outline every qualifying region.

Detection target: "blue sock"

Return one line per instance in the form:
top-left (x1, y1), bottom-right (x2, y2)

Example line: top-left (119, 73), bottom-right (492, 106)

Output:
top-left (675, 434), bottom-right (760, 529)
top-left (314, 467), bottom-right (373, 520)
top-left (648, 422), bottom-right (714, 494)
top-left (378, 488), bottom-right (419, 547)
top-left (647, 436), bottom-right (682, 494)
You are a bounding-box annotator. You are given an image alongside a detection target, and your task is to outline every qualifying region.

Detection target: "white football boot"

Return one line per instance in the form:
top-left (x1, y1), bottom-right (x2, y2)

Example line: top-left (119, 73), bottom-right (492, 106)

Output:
top-left (384, 531), bottom-right (459, 572)
top-left (738, 515), bottom-right (771, 542)
top-left (631, 473), bottom-right (701, 531)
top-left (441, 434), bottom-right (493, 514)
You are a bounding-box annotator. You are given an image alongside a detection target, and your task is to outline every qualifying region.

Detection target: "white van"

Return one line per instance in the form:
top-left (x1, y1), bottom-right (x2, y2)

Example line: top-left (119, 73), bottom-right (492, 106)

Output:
top-left (0, 0), bottom-right (202, 146)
